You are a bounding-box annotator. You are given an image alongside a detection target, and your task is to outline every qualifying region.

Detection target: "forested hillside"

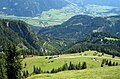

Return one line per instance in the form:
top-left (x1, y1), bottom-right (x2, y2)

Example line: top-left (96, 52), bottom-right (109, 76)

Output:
top-left (38, 15), bottom-right (120, 40)
top-left (0, 19), bottom-right (43, 52)
top-left (64, 32), bottom-right (120, 56)
top-left (38, 15), bottom-right (120, 55)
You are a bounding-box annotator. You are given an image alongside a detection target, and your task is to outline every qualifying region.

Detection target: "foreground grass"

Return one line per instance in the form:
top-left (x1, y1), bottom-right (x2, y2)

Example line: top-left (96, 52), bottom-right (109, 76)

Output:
top-left (27, 66), bottom-right (120, 79)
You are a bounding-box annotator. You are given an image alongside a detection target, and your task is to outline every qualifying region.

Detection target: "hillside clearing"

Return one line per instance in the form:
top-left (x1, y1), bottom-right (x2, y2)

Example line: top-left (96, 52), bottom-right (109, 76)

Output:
top-left (23, 51), bottom-right (120, 73)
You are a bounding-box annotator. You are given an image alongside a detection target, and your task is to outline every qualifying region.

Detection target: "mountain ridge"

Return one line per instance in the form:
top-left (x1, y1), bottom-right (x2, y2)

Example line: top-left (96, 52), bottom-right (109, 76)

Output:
top-left (38, 15), bottom-right (120, 40)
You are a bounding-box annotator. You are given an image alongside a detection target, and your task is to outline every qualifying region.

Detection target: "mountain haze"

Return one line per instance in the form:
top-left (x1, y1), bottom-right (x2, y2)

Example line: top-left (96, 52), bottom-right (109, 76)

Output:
top-left (0, 0), bottom-right (68, 17)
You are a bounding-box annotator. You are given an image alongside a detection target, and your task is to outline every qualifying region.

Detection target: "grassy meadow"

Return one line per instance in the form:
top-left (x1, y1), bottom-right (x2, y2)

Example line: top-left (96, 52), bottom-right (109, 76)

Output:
top-left (26, 66), bottom-right (120, 79)
top-left (23, 51), bottom-right (120, 79)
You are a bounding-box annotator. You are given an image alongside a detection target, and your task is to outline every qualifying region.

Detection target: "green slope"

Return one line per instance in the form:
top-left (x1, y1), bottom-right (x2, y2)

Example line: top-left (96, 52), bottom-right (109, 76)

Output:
top-left (23, 51), bottom-right (120, 73)
top-left (27, 66), bottom-right (120, 79)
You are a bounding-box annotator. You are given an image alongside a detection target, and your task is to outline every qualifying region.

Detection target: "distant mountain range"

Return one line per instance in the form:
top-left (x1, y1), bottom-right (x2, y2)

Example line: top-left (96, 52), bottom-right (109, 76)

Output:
top-left (0, 0), bottom-right (68, 17)
top-left (0, 0), bottom-right (120, 17)
top-left (0, 0), bottom-right (120, 27)
top-left (69, 0), bottom-right (120, 7)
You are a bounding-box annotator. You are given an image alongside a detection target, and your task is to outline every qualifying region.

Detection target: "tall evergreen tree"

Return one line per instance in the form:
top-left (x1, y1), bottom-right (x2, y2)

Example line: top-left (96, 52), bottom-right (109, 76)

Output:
top-left (62, 63), bottom-right (68, 71)
top-left (112, 53), bottom-right (115, 58)
top-left (0, 53), bottom-right (7, 79)
top-left (105, 60), bottom-right (108, 65)
top-left (116, 62), bottom-right (119, 66)
top-left (77, 62), bottom-right (81, 70)
top-left (68, 61), bottom-right (73, 70)
top-left (81, 62), bottom-right (87, 69)
top-left (5, 44), bottom-right (22, 79)
top-left (33, 66), bottom-right (36, 74)
top-left (51, 68), bottom-right (55, 73)
top-left (113, 62), bottom-right (115, 66)
top-left (101, 64), bottom-right (104, 67)
top-left (108, 60), bottom-right (112, 66)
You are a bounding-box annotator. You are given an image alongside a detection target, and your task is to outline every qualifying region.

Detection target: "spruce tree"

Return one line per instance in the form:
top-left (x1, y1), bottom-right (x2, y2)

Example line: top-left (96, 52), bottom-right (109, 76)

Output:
top-left (33, 66), bottom-right (36, 74)
top-left (116, 62), bottom-right (119, 66)
top-left (62, 63), bottom-right (68, 71)
top-left (81, 62), bottom-right (87, 69)
top-left (24, 63), bottom-right (27, 67)
top-left (105, 60), bottom-right (108, 65)
top-left (26, 70), bottom-right (29, 77)
top-left (113, 62), bottom-right (115, 66)
top-left (108, 61), bottom-right (112, 66)
top-left (0, 53), bottom-right (7, 79)
top-left (51, 68), bottom-right (55, 73)
top-left (112, 53), bottom-right (115, 58)
top-left (5, 44), bottom-right (22, 79)
top-left (78, 62), bottom-right (81, 70)
top-left (102, 59), bottom-right (105, 64)
top-left (68, 61), bottom-right (74, 70)
top-left (101, 64), bottom-right (103, 67)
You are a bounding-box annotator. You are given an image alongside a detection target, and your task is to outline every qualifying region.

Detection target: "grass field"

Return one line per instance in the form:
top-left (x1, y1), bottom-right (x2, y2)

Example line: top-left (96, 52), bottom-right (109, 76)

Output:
top-left (26, 66), bottom-right (120, 79)
top-left (23, 51), bottom-right (120, 74)
top-left (104, 37), bottom-right (119, 41)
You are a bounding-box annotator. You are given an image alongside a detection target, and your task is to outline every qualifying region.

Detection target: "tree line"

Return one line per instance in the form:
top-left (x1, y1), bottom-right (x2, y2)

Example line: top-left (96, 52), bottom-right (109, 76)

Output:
top-left (23, 61), bottom-right (87, 78)
top-left (101, 59), bottom-right (119, 67)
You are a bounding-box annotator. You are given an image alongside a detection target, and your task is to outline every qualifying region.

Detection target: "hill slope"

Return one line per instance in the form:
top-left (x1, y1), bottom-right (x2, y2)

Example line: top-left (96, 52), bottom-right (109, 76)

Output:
top-left (27, 66), bottom-right (120, 79)
top-left (64, 32), bottom-right (120, 56)
top-left (38, 15), bottom-right (120, 40)
top-left (0, 19), bottom-right (63, 54)
top-left (38, 15), bottom-right (120, 55)
top-left (0, 19), bottom-right (43, 51)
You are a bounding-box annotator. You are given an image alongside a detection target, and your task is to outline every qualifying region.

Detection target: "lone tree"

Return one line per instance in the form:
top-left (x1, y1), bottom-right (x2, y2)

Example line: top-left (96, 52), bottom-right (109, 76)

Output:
top-left (81, 62), bottom-right (87, 69)
top-left (112, 53), bottom-right (115, 58)
top-left (116, 62), bottom-right (119, 66)
top-left (101, 64), bottom-right (104, 67)
top-left (5, 44), bottom-right (22, 79)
